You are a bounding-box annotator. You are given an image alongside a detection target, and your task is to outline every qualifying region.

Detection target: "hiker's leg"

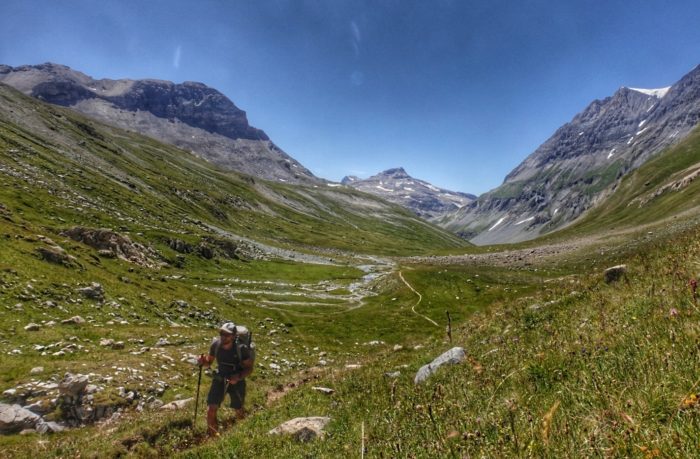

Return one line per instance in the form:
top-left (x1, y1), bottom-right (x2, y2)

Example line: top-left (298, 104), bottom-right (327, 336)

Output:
top-left (229, 380), bottom-right (247, 420)
top-left (206, 404), bottom-right (219, 435)
top-left (205, 378), bottom-right (225, 436)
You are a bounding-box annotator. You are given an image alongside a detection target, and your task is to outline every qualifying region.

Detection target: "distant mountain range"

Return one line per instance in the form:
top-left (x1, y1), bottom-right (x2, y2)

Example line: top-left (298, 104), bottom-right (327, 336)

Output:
top-left (0, 63), bottom-right (317, 184)
top-left (341, 168), bottom-right (475, 220)
top-left (440, 64), bottom-right (700, 244)
top-left (3, 62), bottom-right (700, 246)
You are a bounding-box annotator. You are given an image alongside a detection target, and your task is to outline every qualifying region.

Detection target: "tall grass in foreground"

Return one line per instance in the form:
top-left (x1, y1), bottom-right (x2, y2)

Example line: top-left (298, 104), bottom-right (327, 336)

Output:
top-left (182, 225), bottom-right (700, 458)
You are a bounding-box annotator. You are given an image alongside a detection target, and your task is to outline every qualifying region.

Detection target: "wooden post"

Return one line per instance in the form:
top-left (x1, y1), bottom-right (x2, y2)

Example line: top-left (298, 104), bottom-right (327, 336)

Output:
top-left (446, 310), bottom-right (452, 343)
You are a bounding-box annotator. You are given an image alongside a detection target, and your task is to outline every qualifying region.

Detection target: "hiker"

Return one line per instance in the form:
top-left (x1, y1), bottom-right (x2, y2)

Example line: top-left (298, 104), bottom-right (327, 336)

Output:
top-left (197, 322), bottom-right (254, 436)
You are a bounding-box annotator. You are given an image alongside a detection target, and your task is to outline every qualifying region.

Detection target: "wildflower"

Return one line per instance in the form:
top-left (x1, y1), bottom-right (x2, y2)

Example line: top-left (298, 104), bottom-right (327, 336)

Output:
top-left (681, 393), bottom-right (699, 409)
top-left (669, 308), bottom-right (679, 317)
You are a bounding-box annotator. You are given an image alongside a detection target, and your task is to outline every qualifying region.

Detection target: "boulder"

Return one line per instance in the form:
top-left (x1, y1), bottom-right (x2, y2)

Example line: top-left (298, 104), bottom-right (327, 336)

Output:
top-left (0, 403), bottom-right (41, 434)
top-left (77, 283), bottom-right (104, 301)
top-left (604, 265), bottom-right (627, 283)
top-left (59, 373), bottom-right (89, 397)
top-left (36, 246), bottom-right (77, 267)
top-left (35, 420), bottom-right (65, 434)
top-left (414, 347), bottom-right (466, 384)
top-left (61, 316), bottom-right (85, 325)
top-left (268, 416), bottom-right (331, 441)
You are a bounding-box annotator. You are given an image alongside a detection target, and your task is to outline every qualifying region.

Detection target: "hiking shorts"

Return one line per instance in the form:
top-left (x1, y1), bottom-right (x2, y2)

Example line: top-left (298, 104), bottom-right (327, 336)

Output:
top-left (207, 377), bottom-right (246, 409)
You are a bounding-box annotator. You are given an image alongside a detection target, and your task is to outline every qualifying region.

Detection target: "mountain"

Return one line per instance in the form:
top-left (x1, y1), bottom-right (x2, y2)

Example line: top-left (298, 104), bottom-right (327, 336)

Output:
top-left (441, 64), bottom-right (700, 245)
top-left (340, 167), bottom-right (475, 220)
top-left (0, 82), bottom-right (466, 255)
top-left (0, 63), bottom-right (316, 183)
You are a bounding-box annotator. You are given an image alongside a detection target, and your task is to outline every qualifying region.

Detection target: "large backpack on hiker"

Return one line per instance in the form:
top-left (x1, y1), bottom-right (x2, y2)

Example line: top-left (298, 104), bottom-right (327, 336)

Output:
top-left (212, 325), bottom-right (256, 366)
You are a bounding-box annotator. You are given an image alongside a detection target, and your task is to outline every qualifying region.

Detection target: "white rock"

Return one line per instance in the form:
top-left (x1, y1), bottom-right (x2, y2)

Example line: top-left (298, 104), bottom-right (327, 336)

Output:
top-left (269, 416), bottom-right (331, 441)
top-left (312, 387), bottom-right (334, 395)
top-left (414, 347), bottom-right (466, 384)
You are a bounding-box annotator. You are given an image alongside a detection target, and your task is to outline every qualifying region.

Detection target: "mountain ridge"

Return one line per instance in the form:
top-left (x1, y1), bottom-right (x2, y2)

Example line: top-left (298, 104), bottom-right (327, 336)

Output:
top-left (0, 63), bottom-right (317, 183)
top-left (440, 64), bottom-right (700, 244)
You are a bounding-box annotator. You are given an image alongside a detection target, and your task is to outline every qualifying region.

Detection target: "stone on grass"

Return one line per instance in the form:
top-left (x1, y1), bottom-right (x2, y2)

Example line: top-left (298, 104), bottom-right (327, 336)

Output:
top-left (30, 367), bottom-right (44, 375)
top-left (604, 265), bottom-right (627, 283)
top-left (61, 316), bottom-right (85, 325)
top-left (35, 420), bottom-right (65, 434)
top-left (268, 416), bottom-right (331, 442)
top-left (24, 323), bottom-right (41, 332)
top-left (414, 347), bottom-right (466, 384)
top-left (160, 398), bottom-right (193, 410)
top-left (0, 403), bottom-right (41, 434)
top-left (312, 387), bottom-right (334, 395)
top-left (77, 283), bottom-right (104, 301)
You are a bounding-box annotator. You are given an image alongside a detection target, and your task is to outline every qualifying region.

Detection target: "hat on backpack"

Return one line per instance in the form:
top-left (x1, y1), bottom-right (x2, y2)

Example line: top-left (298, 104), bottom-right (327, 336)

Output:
top-left (219, 322), bottom-right (236, 334)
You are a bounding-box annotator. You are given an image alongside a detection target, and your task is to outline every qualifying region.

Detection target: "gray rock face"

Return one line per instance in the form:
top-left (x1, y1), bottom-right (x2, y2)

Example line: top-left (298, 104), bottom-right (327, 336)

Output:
top-left (341, 168), bottom-right (475, 220)
top-left (442, 64), bottom-right (700, 244)
top-left (0, 63), bottom-right (317, 184)
top-left (0, 403), bottom-right (41, 434)
top-left (414, 347), bottom-right (466, 384)
top-left (59, 373), bottom-right (89, 397)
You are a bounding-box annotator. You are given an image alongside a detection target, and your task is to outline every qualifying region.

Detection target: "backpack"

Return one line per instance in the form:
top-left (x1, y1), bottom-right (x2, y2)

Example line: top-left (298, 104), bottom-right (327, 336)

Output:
top-left (212, 325), bottom-right (256, 365)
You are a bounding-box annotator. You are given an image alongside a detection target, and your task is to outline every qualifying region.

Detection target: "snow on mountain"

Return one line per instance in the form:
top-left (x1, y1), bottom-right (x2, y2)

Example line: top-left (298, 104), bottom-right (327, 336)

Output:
top-left (340, 167), bottom-right (475, 220)
top-left (629, 86), bottom-right (671, 98)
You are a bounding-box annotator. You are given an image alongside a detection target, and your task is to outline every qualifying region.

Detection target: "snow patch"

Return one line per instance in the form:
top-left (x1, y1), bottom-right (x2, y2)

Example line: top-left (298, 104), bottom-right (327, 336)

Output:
top-left (403, 187), bottom-right (414, 192)
top-left (326, 183), bottom-right (342, 188)
top-left (646, 103), bottom-right (656, 113)
top-left (636, 127), bottom-right (648, 136)
top-left (638, 119), bottom-right (647, 128)
top-left (375, 185), bottom-right (393, 192)
top-left (627, 136), bottom-right (635, 145)
top-left (629, 86), bottom-right (671, 98)
top-left (425, 184), bottom-right (440, 192)
top-left (488, 217), bottom-right (506, 231)
top-left (607, 148), bottom-right (616, 159)
top-left (515, 216), bottom-right (534, 226)
top-left (578, 131), bottom-right (584, 136)
top-left (553, 208), bottom-right (559, 215)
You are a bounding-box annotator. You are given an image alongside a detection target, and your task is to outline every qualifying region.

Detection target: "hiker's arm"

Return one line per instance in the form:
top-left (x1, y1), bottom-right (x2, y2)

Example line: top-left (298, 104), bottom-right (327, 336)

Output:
top-left (228, 358), bottom-right (253, 383)
top-left (198, 353), bottom-right (214, 367)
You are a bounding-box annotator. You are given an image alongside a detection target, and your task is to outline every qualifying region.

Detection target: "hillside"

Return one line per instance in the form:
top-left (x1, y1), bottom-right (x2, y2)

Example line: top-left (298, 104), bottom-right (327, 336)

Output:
top-left (2, 78), bottom-right (700, 457)
top-left (0, 63), bottom-right (317, 184)
top-left (441, 64), bottom-right (700, 245)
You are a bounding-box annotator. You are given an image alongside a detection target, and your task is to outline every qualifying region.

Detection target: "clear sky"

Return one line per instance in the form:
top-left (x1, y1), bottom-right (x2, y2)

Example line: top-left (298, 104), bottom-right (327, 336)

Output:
top-left (1, 1), bottom-right (699, 195)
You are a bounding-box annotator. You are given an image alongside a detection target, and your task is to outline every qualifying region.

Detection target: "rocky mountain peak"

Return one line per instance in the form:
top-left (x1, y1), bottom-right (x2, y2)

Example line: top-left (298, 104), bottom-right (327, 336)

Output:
top-left (442, 63), bottom-right (700, 245)
top-left (341, 167), bottom-right (475, 220)
top-left (0, 63), bottom-right (317, 183)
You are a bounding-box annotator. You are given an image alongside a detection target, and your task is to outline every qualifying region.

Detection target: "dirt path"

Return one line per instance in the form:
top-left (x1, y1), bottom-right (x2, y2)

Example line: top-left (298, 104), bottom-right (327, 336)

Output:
top-left (398, 270), bottom-right (439, 326)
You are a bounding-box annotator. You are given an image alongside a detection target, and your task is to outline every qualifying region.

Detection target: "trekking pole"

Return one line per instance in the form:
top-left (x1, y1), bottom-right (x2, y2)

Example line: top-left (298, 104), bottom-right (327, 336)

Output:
top-left (194, 365), bottom-right (203, 428)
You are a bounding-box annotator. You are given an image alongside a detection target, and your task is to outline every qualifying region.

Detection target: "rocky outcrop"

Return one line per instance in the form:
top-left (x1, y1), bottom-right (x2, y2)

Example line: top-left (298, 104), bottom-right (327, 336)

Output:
top-left (0, 63), bottom-right (317, 184)
top-left (341, 168), bottom-right (475, 220)
top-left (0, 404), bottom-right (41, 434)
top-left (442, 64), bottom-right (700, 244)
top-left (61, 227), bottom-right (161, 267)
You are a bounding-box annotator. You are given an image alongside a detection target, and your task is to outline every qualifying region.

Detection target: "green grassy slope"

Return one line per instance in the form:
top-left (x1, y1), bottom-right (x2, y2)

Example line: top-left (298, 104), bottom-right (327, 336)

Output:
top-left (0, 83), bottom-right (466, 257)
top-left (549, 124), bottom-right (700, 240)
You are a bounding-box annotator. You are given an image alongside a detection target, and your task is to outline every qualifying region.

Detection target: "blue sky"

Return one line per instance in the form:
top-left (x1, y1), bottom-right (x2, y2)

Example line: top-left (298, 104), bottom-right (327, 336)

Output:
top-left (1, 1), bottom-right (699, 194)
